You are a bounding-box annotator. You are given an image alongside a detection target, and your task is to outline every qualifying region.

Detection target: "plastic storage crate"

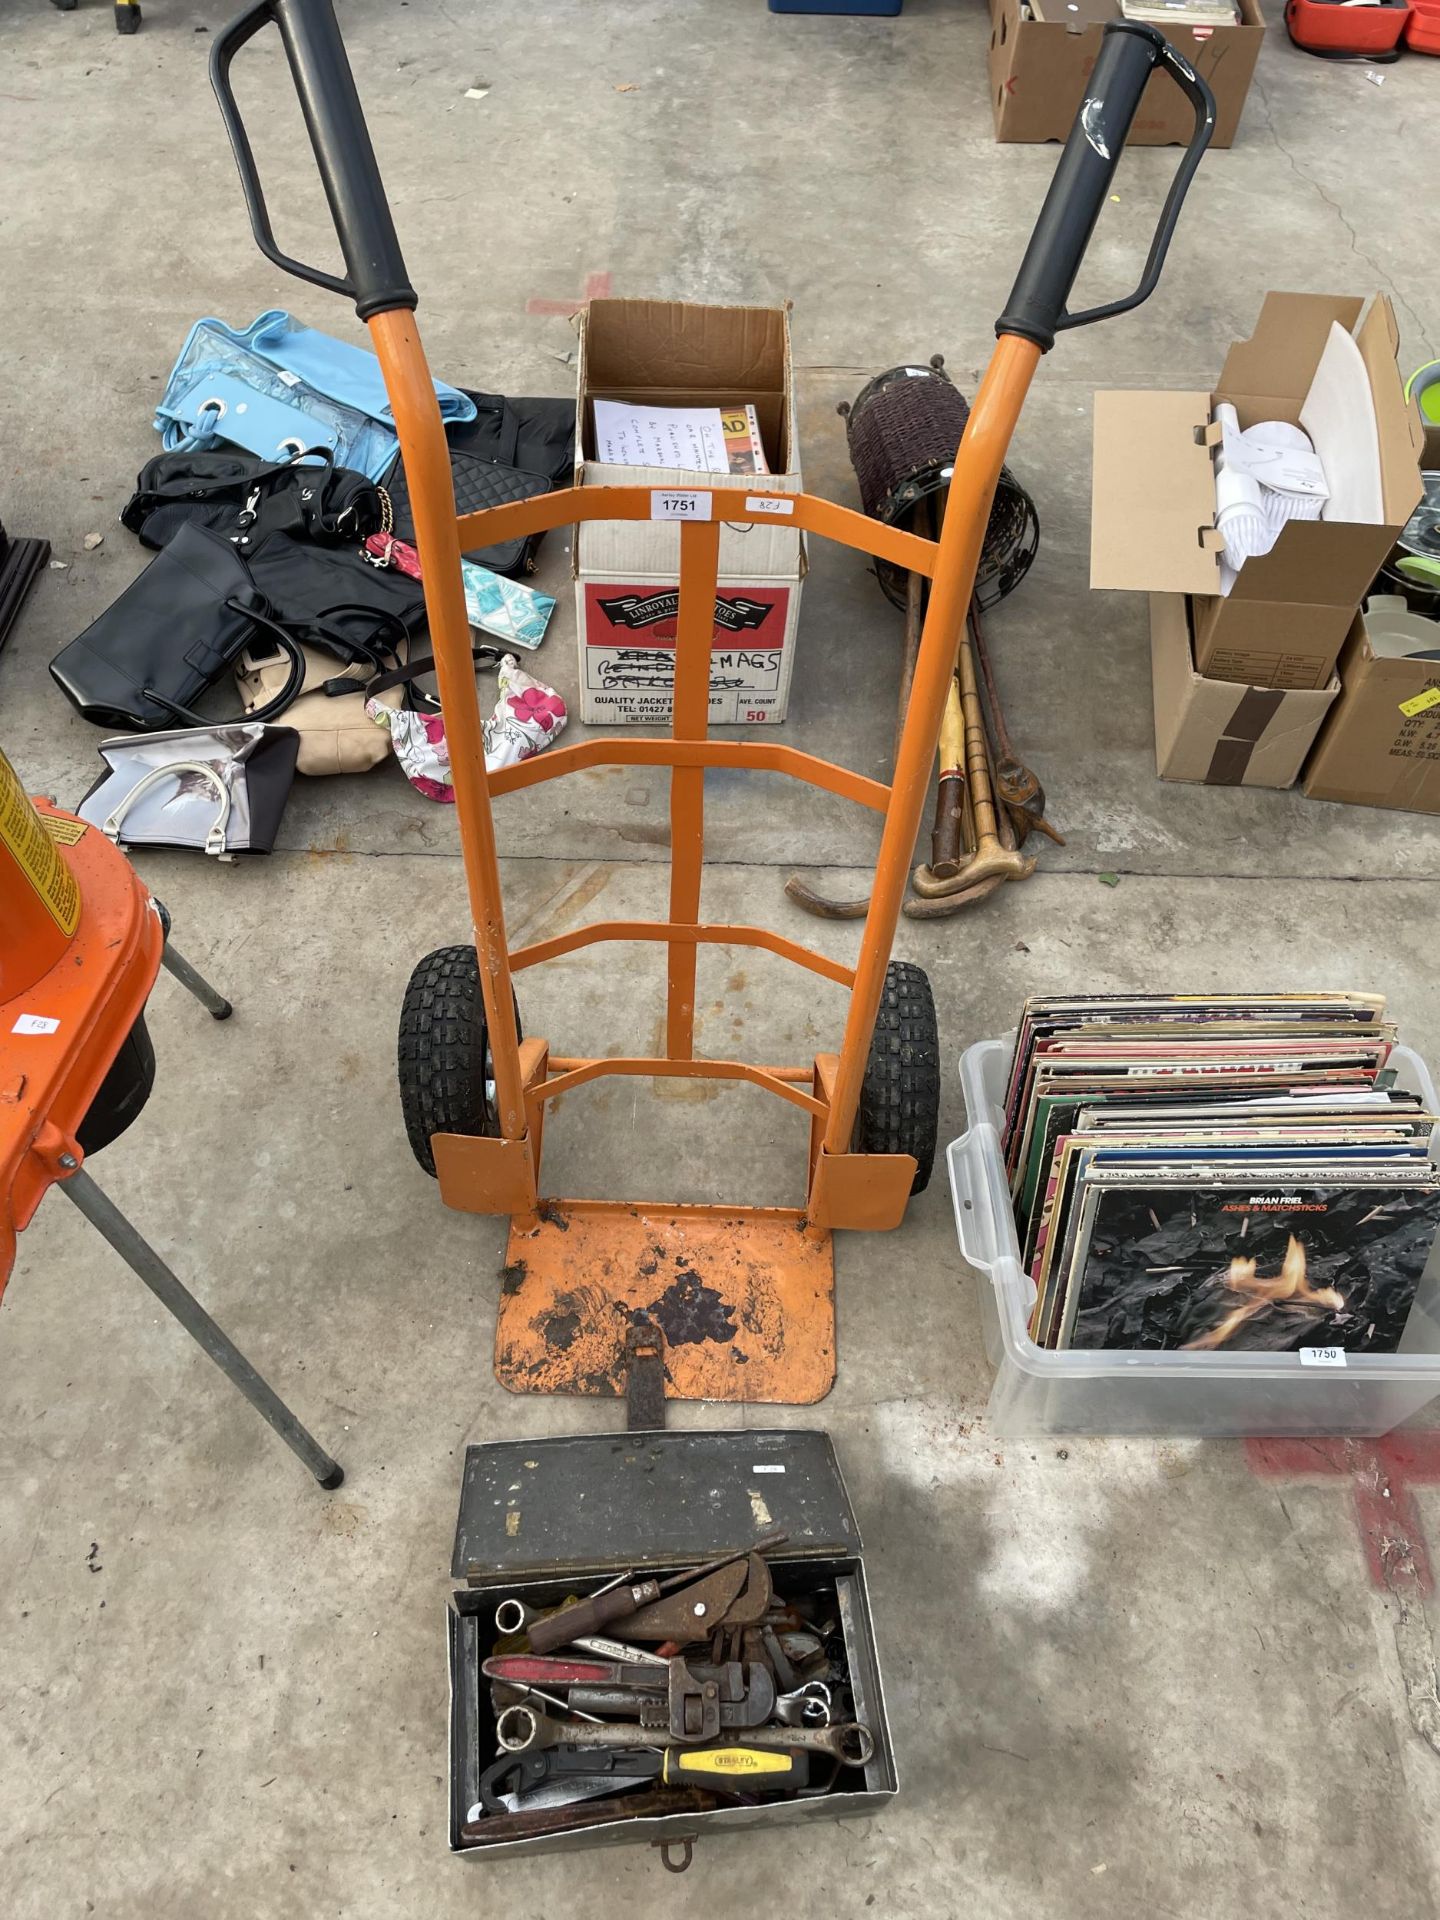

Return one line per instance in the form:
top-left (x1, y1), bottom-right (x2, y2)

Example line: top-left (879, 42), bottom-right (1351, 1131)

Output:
top-left (947, 1037), bottom-right (1440, 1438)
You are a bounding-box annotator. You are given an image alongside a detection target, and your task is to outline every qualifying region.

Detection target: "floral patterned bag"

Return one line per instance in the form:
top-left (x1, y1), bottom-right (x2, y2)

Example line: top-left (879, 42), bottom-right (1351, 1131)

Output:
top-left (366, 653), bottom-right (567, 804)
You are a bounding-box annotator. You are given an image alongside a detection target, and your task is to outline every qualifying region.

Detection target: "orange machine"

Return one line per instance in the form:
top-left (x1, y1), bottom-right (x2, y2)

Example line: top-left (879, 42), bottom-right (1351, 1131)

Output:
top-left (0, 747), bottom-right (341, 1486)
top-left (212, 1), bottom-right (1212, 1408)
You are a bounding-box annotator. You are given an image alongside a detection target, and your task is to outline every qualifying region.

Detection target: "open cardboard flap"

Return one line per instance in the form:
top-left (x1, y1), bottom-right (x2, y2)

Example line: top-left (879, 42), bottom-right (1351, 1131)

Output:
top-left (1093, 294), bottom-right (1423, 608)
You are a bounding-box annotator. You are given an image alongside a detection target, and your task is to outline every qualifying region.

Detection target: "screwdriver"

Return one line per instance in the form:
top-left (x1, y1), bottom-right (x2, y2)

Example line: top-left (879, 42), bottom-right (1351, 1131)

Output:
top-left (526, 1528), bottom-right (788, 1654)
top-left (477, 1742), bottom-right (810, 1814)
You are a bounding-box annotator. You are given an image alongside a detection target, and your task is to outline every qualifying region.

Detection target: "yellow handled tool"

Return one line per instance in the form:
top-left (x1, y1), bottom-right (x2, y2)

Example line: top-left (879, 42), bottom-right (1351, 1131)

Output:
top-left (663, 1746), bottom-right (805, 1786)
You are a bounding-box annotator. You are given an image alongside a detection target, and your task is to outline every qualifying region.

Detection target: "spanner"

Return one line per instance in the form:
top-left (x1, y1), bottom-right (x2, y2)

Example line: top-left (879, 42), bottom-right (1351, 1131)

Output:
top-left (774, 1682), bottom-right (832, 1728)
top-left (495, 1703), bottom-right (874, 1767)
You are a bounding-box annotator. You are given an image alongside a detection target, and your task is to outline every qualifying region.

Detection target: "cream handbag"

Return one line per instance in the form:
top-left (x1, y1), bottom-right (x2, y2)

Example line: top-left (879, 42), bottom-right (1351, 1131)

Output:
top-left (235, 640), bottom-right (403, 777)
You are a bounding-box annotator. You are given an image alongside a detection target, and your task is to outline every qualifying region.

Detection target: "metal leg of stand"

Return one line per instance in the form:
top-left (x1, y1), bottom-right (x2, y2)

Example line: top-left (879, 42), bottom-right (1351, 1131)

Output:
top-left (59, 1165), bottom-right (342, 1489)
top-left (159, 942), bottom-right (233, 1021)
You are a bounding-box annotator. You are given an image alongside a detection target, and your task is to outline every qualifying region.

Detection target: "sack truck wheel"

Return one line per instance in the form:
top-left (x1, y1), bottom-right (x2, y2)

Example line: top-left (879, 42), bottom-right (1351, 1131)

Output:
top-left (854, 960), bottom-right (940, 1195)
top-left (398, 945), bottom-right (521, 1177)
top-left (114, 2), bottom-right (141, 30)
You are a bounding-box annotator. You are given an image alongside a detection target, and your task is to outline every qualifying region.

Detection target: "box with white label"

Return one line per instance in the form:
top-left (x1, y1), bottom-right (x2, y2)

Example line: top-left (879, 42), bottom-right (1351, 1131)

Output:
top-left (574, 298), bottom-right (803, 578)
top-left (577, 554), bottom-right (804, 726)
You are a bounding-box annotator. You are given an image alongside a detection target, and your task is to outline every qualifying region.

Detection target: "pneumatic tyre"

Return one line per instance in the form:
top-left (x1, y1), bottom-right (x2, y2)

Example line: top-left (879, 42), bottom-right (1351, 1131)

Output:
top-left (398, 946), bottom-right (520, 1176)
top-left (854, 960), bottom-right (940, 1194)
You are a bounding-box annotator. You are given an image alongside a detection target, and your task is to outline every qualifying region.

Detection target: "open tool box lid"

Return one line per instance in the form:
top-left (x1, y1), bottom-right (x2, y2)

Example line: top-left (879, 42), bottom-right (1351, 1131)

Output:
top-left (452, 1428), bottom-right (860, 1584)
top-left (1091, 293), bottom-right (1422, 605)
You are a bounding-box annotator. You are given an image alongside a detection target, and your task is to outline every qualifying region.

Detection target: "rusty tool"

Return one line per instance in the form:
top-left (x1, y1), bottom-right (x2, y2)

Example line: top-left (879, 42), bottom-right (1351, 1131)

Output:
top-left (602, 1664), bottom-right (776, 1738)
top-left (485, 1653), bottom-right (778, 1740)
top-left (492, 1680), bottom-right (606, 1723)
top-left (495, 1702), bottom-right (876, 1766)
top-left (461, 1786), bottom-right (723, 1844)
top-left (781, 871), bottom-right (872, 921)
top-left (617, 1561), bottom-right (749, 1642)
top-left (493, 1597), bottom-right (669, 1666)
top-left (627, 1550), bottom-right (773, 1639)
top-left (969, 598), bottom-right (1063, 849)
top-left (525, 1531), bottom-right (787, 1654)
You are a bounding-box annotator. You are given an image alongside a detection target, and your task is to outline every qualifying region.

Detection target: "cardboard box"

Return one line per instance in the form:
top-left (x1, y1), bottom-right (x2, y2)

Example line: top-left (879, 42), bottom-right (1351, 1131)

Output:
top-left (577, 564), bottom-right (804, 726)
top-left (574, 298), bottom-right (805, 723)
top-left (1303, 615), bottom-right (1440, 814)
top-left (987, 0), bottom-right (1265, 148)
top-left (574, 298), bottom-right (802, 577)
top-left (1150, 592), bottom-right (1338, 787)
top-left (1095, 294), bottom-right (1424, 690)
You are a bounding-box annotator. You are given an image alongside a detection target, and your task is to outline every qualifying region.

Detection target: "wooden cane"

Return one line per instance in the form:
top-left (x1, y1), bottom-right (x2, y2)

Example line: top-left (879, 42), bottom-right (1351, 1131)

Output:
top-left (912, 599), bottom-right (1035, 896)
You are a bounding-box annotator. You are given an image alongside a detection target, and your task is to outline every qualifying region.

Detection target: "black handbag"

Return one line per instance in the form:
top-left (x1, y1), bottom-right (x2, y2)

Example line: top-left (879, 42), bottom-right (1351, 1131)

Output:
top-left (50, 523), bottom-right (309, 732)
top-left (119, 448), bottom-right (427, 670)
top-left (239, 527), bottom-right (426, 658)
top-left (121, 449), bottom-right (383, 553)
top-left (381, 446), bottom-right (551, 576)
top-left (380, 390), bottom-right (575, 577)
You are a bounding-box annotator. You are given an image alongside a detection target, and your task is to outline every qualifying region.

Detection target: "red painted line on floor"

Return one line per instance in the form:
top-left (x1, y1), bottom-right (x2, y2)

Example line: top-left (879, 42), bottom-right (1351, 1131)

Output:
top-left (1244, 1434), bottom-right (1440, 1595)
top-left (526, 270), bottom-right (613, 317)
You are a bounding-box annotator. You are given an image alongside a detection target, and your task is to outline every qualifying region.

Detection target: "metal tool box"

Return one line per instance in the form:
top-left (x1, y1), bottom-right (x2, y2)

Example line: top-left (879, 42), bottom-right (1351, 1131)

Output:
top-left (448, 1428), bottom-right (897, 1861)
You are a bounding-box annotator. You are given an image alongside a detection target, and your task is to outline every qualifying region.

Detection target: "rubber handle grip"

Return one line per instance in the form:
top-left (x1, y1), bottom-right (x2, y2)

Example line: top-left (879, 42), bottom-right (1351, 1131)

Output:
top-left (997, 21), bottom-right (1214, 351)
top-left (527, 1584), bottom-right (656, 1654)
top-left (663, 1747), bottom-right (810, 1791)
top-left (211, 0), bottom-right (417, 319)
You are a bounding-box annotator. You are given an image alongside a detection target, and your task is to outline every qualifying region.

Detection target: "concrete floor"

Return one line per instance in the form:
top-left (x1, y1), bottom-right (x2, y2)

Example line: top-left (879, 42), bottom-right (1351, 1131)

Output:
top-left (3, 0), bottom-right (1440, 1914)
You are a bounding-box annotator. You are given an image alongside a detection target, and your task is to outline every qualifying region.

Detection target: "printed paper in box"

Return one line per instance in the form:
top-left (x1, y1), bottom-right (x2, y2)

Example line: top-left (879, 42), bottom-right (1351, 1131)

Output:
top-left (577, 572), bottom-right (802, 726)
top-left (574, 298), bottom-right (802, 578)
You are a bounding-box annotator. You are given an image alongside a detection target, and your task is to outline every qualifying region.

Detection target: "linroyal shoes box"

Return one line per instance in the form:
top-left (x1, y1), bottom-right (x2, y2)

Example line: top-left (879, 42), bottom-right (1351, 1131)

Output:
top-left (578, 567), bottom-right (804, 728)
top-left (1093, 294), bottom-right (1424, 692)
top-left (573, 298), bottom-right (804, 724)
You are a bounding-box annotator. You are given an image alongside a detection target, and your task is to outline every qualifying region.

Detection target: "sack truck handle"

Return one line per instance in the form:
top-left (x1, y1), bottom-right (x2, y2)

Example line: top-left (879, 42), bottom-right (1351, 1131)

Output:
top-left (998, 21), bottom-right (1214, 353)
top-left (209, 0), bottom-right (416, 320)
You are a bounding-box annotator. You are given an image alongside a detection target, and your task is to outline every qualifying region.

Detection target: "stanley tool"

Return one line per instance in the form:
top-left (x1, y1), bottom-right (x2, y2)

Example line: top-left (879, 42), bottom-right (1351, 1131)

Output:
top-left (477, 1744), bottom-right (812, 1816)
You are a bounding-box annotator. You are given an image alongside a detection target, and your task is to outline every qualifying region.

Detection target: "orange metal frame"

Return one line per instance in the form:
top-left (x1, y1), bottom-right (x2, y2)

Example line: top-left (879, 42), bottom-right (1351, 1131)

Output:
top-left (0, 786), bottom-right (163, 1289)
top-left (369, 310), bottom-right (1042, 1401)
